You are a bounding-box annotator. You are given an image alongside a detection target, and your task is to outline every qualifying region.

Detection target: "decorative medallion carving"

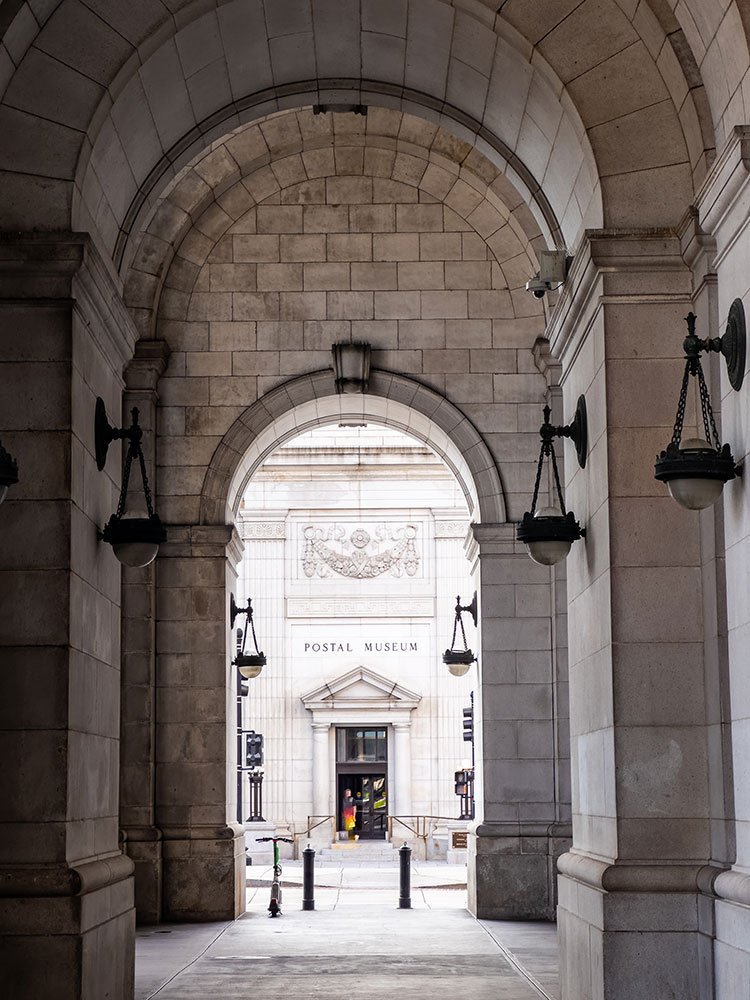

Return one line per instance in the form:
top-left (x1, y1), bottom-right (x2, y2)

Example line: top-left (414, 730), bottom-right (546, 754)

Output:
top-left (302, 524), bottom-right (420, 579)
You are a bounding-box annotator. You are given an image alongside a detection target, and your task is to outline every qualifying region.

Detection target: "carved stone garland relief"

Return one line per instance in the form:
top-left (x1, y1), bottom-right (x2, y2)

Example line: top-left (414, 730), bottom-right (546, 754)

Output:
top-left (302, 525), bottom-right (420, 579)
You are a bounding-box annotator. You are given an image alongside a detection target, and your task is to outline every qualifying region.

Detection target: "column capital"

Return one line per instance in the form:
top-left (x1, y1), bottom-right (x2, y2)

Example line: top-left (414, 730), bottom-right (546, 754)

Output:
top-left (125, 339), bottom-right (170, 393)
top-left (548, 228), bottom-right (691, 374)
top-left (471, 522), bottom-right (516, 550)
top-left (159, 524), bottom-right (243, 563)
top-left (391, 720), bottom-right (411, 731)
top-left (311, 722), bottom-right (330, 733)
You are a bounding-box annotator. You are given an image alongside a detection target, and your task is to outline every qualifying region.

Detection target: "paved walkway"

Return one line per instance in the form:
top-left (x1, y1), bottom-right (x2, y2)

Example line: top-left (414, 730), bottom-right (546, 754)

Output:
top-left (135, 862), bottom-right (560, 1000)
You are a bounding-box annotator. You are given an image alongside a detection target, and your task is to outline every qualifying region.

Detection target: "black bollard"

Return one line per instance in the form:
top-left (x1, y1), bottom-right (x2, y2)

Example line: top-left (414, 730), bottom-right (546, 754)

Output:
top-left (302, 844), bottom-right (315, 911)
top-left (398, 842), bottom-right (412, 909)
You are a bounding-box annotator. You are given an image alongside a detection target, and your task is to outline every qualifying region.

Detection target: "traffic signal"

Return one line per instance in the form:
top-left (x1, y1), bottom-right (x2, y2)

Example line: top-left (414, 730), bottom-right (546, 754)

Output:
top-left (462, 706), bottom-right (473, 742)
top-left (245, 731), bottom-right (264, 768)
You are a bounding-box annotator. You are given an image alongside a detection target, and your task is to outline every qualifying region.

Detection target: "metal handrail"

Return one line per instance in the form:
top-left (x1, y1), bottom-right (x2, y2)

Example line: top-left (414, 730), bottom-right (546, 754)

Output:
top-left (387, 814), bottom-right (462, 842)
top-left (299, 814), bottom-right (334, 837)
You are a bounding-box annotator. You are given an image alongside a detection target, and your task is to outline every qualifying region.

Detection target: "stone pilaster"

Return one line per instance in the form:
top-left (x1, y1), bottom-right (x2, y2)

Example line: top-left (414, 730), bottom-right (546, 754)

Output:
top-left (694, 127), bottom-right (750, 995)
top-left (549, 230), bottom-right (717, 1000)
top-left (119, 339), bottom-right (170, 923)
top-left (0, 235), bottom-right (137, 998)
top-left (467, 521), bottom-right (566, 920)
top-left (155, 524), bottom-right (246, 921)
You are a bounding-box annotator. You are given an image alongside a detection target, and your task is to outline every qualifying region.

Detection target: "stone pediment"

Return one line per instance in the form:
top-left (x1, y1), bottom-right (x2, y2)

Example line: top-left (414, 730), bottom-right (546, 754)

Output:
top-left (301, 666), bottom-right (421, 712)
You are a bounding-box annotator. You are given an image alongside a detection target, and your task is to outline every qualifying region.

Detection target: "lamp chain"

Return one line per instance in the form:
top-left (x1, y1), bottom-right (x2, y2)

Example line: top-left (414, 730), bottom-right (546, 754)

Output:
top-left (549, 442), bottom-right (567, 515)
top-left (529, 442), bottom-right (547, 517)
top-left (670, 361), bottom-right (692, 446)
top-left (697, 364), bottom-right (721, 450)
top-left (450, 606), bottom-right (469, 652)
top-left (114, 407), bottom-right (156, 519)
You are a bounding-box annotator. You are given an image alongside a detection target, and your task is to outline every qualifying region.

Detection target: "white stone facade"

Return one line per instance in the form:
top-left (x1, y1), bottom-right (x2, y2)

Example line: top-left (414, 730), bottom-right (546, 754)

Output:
top-left (236, 428), bottom-right (474, 850)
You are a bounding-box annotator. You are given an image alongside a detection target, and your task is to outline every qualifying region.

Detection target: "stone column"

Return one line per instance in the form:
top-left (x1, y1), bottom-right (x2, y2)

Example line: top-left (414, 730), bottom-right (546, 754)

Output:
top-left (311, 722), bottom-right (331, 818)
top-left (119, 340), bottom-right (169, 924)
top-left (155, 524), bottom-right (246, 921)
top-left (393, 721), bottom-right (413, 817)
top-left (549, 231), bottom-right (717, 1000)
top-left (467, 522), bottom-right (565, 920)
top-left (695, 127), bottom-right (750, 995)
top-left (0, 235), bottom-right (137, 998)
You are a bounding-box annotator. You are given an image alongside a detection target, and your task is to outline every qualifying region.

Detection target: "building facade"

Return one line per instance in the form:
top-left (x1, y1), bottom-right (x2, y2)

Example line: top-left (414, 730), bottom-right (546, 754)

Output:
top-left (1, 3), bottom-right (750, 999)
top-left (236, 426), bottom-right (476, 851)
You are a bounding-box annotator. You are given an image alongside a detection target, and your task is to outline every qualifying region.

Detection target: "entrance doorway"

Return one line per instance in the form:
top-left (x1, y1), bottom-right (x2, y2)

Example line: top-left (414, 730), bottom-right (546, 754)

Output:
top-left (336, 727), bottom-right (388, 840)
top-left (337, 773), bottom-right (387, 839)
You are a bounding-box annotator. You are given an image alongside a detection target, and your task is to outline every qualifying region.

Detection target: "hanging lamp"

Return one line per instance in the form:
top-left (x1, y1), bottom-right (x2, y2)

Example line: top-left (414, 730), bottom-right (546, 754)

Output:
top-left (517, 397), bottom-right (587, 565)
top-left (95, 398), bottom-right (167, 567)
top-left (230, 594), bottom-right (267, 678)
top-left (442, 593), bottom-right (477, 676)
top-left (655, 309), bottom-right (744, 510)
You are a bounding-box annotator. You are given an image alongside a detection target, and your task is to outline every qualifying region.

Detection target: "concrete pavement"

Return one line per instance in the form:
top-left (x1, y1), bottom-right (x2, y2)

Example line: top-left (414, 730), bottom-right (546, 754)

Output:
top-left (135, 860), bottom-right (560, 1000)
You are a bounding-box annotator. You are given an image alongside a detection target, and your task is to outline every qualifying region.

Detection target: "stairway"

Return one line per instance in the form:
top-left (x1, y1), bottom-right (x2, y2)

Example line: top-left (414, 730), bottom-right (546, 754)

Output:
top-left (318, 840), bottom-right (399, 862)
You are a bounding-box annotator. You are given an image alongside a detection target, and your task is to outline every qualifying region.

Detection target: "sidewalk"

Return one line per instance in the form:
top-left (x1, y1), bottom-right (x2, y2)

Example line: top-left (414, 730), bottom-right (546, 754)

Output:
top-left (135, 861), bottom-right (560, 1000)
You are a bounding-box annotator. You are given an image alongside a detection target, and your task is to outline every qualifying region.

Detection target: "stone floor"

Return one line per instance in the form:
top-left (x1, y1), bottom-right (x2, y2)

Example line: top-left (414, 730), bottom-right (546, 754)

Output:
top-left (136, 859), bottom-right (560, 999)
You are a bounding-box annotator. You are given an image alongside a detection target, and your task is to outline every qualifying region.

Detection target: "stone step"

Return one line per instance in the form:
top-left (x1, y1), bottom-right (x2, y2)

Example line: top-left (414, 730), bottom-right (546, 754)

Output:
top-left (318, 841), bottom-right (398, 861)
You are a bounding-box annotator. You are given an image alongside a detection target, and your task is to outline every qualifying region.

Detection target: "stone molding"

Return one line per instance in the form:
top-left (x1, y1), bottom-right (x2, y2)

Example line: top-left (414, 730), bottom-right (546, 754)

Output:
top-left (471, 522), bottom-right (516, 550)
top-left (557, 851), bottom-right (710, 893)
top-left (695, 125), bottom-right (750, 247)
top-left (0, 233), bottom-right (137, 377)
top-left (547, 229), bottom-right (691, 375)
top-left (473, 820), bottom-right (571, 840)
top-left (714, 867), bottom-right (750, 906)
top-left (286, 597), bottom-right (433, 618)
top-left (124, 339), bottom-right (170, 392)
top-left (203, 369), bottom-right (503, 526)
top-left (434, 520), bottom-right (470, 538)
top-left (301, 665), bottom-right (421, 715)
top-left (241, 520), bottom-right (286, 539)
top-left (159, 523), bottom-right (242, 560)
top-left (0, 852), bottom-right (134, 898)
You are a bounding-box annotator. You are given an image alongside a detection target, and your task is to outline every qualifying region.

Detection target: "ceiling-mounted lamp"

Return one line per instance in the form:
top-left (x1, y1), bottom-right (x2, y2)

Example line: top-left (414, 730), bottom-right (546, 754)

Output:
top-left (0, 439), bottom-right (19, 504)
top-left (517, 397), bottom-right (587, 566)
top-left (95, 397), bottom-right (167, 567)
top-left (442, 593), bottom-right (477, 676)
top-left (230, 593), bottom-right (266, 678)
top-left (655, 308), bottom-right (745, 510)
top-left (332, 341), bottom-right (371, 394)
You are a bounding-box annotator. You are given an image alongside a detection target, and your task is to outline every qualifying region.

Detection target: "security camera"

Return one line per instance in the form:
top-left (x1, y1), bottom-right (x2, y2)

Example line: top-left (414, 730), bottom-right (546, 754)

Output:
top-left (525, 275), bottom-right (549, 298)
top-left (525, 250), bottom-right (571, 297)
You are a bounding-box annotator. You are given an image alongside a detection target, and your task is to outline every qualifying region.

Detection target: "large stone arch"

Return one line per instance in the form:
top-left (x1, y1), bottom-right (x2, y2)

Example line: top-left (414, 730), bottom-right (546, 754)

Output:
top-left (199, 368), bottom-right (505, 524)
top-left (124, 107), bottom-right (547, 339)
top-left (2, 0), bottom-right (746, 253)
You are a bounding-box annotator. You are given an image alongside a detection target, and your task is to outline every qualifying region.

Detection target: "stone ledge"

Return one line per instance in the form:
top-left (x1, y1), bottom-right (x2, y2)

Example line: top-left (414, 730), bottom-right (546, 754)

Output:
top-left (558, 851), bottom-right (709, 892)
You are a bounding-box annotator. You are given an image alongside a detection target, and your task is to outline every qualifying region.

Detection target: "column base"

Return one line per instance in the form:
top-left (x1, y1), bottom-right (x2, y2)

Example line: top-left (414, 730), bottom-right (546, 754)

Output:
top-left (467, 823), bottom-right (570, 920)
top-left (0, 855), bottom-right (135, 1000)
top-left (122, 826), bottom-right (163, 924)
top-left (713, 868), bottom-right (750, 998)
top-left (162, 825), bottom-right (246, 920)
top-left (557, 853), bottom-right (713, 1000)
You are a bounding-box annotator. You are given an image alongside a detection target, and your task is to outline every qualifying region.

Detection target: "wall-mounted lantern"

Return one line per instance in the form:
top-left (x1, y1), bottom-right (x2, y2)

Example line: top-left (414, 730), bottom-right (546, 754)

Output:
top-left (517, 397), bottom-right (587, 566)
top-left (332, 341), bottom-right (371, 394)
top-left (655, 308), bottom-right (745, 510)
top-left (0, 440), bottom-right (19, 504)
top-left (442, 593), bottom-right (477, 676)
top-left (95, 397), bottom-right (166, 567)
top-left (230, 593), bottom-right (266, 678)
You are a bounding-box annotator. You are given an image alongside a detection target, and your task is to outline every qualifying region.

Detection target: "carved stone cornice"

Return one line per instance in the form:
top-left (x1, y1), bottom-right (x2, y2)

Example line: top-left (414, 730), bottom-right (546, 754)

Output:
top-left (125, 340), bottom-right (170, 393)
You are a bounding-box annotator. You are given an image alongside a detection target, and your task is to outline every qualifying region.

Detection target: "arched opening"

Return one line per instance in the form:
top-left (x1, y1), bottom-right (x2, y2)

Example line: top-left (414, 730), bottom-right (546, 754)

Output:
top-left (232, 421), bottom-right (475, 864)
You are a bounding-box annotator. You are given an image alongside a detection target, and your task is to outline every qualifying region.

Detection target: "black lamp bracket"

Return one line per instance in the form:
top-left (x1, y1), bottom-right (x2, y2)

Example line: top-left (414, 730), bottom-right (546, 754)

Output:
top-left (455, 592), bottom-right (478, 629)
top-left (230, 592), bottom-right (255, 629)
top-left (683, 305), bottom-right (745, 391)
top-left (539, 395), bottom-right (587, 470)
top-left (95, 397), bottom-right (144, 471)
